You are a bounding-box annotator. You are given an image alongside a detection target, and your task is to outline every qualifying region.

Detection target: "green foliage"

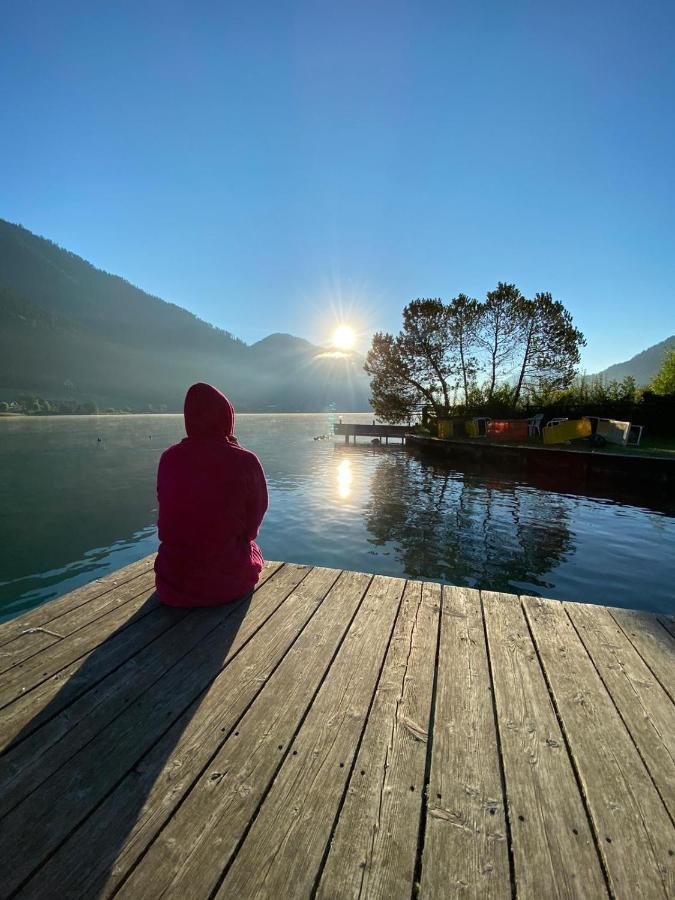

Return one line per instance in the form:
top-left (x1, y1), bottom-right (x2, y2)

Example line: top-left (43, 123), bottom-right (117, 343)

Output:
top-left (479, 282), bottom-right (523, 399)
top-left (511, 292), bottom-right (586, 404)
top-left (649, 349), bottom-right (675, 395)
top-left (366, 283), bottom-right (586, 422)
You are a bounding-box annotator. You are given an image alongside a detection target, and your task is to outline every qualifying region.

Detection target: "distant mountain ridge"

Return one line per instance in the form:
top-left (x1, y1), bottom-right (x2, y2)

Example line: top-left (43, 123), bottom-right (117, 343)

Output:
top-left (594, 335), bottom-right (675, 386)
top-left (0, 219), bottom-right (371, 411)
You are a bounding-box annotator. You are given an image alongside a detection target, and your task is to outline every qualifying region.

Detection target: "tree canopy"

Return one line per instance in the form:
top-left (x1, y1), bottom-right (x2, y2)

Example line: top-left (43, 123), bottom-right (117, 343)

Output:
top-left (365, 284), bottom-right (586, 422)
top-left (649, 348), bottom-right (675, 395)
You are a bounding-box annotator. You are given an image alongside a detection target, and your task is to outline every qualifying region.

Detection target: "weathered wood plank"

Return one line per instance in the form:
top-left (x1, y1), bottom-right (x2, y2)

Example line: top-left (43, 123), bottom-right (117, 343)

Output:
top-left (0, 563), bottom-right (283, 818)
top-left (315, 580), bottom-right (439, 900)
top-left (659, 615), bottom-right (675, 640)
top-left (0, 554), bottom-right (156, 646)
top-left (524, 596), bottom-right (674, 900)
top-left (419, 586), bottom-right (510, 900)
top-left (216, 575), bottom-right (406, 899)
top-left (0, 565), bottom-right (282, 817)
top-left (609, 608), bottom-right (675, 702)
top-left (0, 601), bottom-right (185, 752)
top-left (0, 563), bottom-right (311, 897)
top-left (0, 570), bottom-right (157, 676)
top-left (483, 591), bottom-right (608, 899)
top-left (565, 601), bottom-right (675, 820)
top-left (113, 570), bottom-right (372, 900)
top-left (0, 575), bottom-right (161, 708)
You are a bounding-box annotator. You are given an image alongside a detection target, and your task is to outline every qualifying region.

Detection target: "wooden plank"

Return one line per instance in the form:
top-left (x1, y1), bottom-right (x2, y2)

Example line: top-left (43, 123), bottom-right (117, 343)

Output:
top-left (113, 570), bottom-right (372, 900)
top-left (0, 599), bottom-right (184, 751)
top-left (0, 554), bottom-right (156, 646)
top-left (0, 563), bottom-right (311, 897)
top-left (609, 608), bottom-right (675, 702)
top-left (215, 574), bottom-right (406, 899)
top-left (420, 586), bottom-right (510, 900)
top-left (482, 591), bottom-right (607, 899)
top-left (0, 567), bottom-right (282, 818)
top-left (315, 580), bottom-right (440, 900)
top-left (659, 615), bottom-right (675, 640)
top-left (0, 579), bottom-right (164, 712)
top-left (565, 601), bottom-right (675, 820)
top-left (0, 563), bottom-right (283, 818)
top-left (0, 570), bottom-right (157, 675)
top-left (524, 596), bottom-right (674, 900)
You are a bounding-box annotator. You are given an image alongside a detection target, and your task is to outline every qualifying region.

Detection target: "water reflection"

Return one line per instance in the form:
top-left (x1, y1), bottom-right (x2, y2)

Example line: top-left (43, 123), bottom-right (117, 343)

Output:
top-left (361, 449), bottom-right (573, 594)
top-left (1, 414), bottom-right (673, 617)
top-left (336, 459), bottom-right (352, 500)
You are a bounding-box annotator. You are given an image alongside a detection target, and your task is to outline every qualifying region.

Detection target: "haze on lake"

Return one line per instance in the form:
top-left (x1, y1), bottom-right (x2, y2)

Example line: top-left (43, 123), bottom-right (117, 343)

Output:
top-left (1, 413), bottom-right (674, 621)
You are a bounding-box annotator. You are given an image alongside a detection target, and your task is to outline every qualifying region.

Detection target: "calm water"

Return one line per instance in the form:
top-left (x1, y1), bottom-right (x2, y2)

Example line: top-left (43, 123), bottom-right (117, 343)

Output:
top-left (1, 413), bottom-right (674, 620)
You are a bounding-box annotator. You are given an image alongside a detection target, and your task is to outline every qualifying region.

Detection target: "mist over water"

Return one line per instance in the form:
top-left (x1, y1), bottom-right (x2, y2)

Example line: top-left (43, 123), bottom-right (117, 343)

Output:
top-left (1, 413), bottom-right (673, 621)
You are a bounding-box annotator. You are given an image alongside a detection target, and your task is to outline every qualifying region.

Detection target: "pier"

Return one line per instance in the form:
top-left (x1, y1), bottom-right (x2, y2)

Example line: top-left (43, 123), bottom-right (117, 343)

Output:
top-left (334, 422), bottom-right (410, 444)
top-left (0, 555), bottom-right (673, 898)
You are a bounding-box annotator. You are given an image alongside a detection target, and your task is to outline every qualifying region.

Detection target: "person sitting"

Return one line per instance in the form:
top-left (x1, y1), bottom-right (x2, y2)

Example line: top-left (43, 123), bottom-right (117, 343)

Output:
top-left (154, 382), bottom-right (268, 607)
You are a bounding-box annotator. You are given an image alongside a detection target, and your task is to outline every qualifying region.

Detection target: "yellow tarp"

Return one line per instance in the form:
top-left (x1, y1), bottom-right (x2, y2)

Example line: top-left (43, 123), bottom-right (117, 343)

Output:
top-left (543, 417), bottom-right (592, 444)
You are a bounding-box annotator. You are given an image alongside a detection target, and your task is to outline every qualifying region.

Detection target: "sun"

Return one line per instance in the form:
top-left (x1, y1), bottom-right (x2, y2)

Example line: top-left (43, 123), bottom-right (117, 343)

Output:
top-left (332, 325), bottom-right (356, 351)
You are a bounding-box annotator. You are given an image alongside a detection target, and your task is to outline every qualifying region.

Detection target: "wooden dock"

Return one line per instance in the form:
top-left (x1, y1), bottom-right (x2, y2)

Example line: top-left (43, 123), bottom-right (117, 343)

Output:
top-left (0, 555), bottom-right (673, 899)
top-left (334, 422), bottom-right (410, 443)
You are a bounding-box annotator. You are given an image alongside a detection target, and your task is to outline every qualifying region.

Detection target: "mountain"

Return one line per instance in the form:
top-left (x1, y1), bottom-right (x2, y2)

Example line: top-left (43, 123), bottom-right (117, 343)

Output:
top-left (594, 336), bottom-right (675, 386)
top-left (0, 219), bottom-right (371, 411)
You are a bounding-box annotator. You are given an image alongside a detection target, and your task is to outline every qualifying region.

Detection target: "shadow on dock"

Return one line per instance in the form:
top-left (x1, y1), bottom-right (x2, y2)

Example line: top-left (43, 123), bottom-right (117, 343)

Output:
top-left (1, 591), bottom-right (252, 896)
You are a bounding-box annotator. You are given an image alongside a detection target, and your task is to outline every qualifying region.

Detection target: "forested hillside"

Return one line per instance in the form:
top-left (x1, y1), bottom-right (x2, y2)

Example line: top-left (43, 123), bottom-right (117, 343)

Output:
top-left (0, 220), bottom-right (370, 411)
top-left (595, 335), bottom-right (675, 385)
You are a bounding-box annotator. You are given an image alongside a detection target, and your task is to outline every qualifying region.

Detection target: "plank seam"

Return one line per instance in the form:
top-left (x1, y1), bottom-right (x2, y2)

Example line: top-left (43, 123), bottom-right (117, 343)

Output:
top-left (1, 564), bottom-right (284, 763)
top-left (0, 564), bottom-right (156, 647)
top-left (520, 598), bottom-right (614, 900)
top-left (203, 574), bottom-right (376, 900)
top-left (608, 611), bottom-right (675, 705)
top-left (564, 605), bottom-right (675, 830)
top-left (409, 584), bottom-right (443, 900)
top-left (108, 567), bottom-right (346, 897)
top-left (3, 567), bottom-right (321, 896)
top-left (0, 588), bottom-right (163, 712)
top-left (309, 577), bottom-right (408, 900)
top-left (479, 591), bottom-right (517, 900)
top-left (0, 614), bottom-right (197, 813)
top-left (0, 573), bottom-right (158, 675)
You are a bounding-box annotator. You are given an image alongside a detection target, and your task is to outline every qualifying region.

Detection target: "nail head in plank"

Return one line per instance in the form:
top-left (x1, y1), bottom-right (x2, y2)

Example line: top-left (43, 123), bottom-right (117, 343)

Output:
top-left (524, 595), bottom-right (674, 900)
top-left (316, 580), bottom-right (440, 900)
top-left (482, 590), bottom-right (608, 899)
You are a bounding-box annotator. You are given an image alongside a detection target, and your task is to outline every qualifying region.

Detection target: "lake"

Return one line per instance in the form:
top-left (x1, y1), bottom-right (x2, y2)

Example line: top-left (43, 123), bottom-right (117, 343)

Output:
top-left (1, 413), bottom-right (674, 620)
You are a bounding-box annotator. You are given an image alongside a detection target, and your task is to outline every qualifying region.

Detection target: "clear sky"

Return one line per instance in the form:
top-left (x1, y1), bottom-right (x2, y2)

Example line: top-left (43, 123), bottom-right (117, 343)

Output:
top-left (2, 0), bottom-right (673, 371)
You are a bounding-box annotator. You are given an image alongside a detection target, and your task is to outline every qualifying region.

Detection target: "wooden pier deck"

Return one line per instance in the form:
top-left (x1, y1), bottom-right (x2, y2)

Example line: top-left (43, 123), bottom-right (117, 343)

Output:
top-left (0, 555), bottom-right (673, 899)
top-left (334, 422), bottom-right (409, 443)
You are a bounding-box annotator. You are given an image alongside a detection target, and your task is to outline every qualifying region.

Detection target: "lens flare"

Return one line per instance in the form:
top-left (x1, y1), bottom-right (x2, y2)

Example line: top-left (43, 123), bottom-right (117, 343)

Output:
top-left (332, 325), bottom-right (356, 351)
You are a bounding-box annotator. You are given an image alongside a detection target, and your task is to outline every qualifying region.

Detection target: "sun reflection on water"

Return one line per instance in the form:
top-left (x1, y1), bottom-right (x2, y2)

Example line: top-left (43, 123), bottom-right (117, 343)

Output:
top-left (337, 459), bottom-right (352, 499)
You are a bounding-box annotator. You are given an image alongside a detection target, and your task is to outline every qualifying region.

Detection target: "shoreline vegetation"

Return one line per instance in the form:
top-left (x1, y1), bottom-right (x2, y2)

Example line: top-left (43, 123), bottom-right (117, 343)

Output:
top-left (0, 396), bottom-right (375, 416)
top-left (365, 290), bottom-right (675, 447)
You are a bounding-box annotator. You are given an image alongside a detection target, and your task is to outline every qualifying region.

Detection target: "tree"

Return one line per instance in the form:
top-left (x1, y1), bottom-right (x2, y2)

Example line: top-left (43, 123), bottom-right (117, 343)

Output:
top-left (364, 299), bottom-right (456, 422)
top-left (511, 292), bottom-right (586, 405)
top-left (649, 349), bottom-right (675, 394)
top-left (447, 294), bottom-right (483, 406)
top-left (477, 283), bottom-right (522, 400)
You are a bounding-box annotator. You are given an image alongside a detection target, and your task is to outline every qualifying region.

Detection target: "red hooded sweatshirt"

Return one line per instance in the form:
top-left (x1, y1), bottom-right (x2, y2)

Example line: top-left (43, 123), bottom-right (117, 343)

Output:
top-left (154, 383), bottom-right (268, 607)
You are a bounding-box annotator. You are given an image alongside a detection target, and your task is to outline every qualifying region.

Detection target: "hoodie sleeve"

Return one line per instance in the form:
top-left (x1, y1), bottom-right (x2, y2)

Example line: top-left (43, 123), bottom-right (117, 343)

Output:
top-left (244, 454), bottom-right (268, 541)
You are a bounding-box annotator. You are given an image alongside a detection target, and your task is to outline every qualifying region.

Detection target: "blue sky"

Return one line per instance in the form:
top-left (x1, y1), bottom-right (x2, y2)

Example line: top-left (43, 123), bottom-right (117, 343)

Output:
top-left (2, 0), bottom-right (673, 371)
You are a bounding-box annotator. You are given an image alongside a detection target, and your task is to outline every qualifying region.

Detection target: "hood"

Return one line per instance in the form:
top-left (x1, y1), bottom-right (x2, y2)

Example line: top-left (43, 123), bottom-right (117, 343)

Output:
top-left (184, 382), bottom-right (235, 439)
